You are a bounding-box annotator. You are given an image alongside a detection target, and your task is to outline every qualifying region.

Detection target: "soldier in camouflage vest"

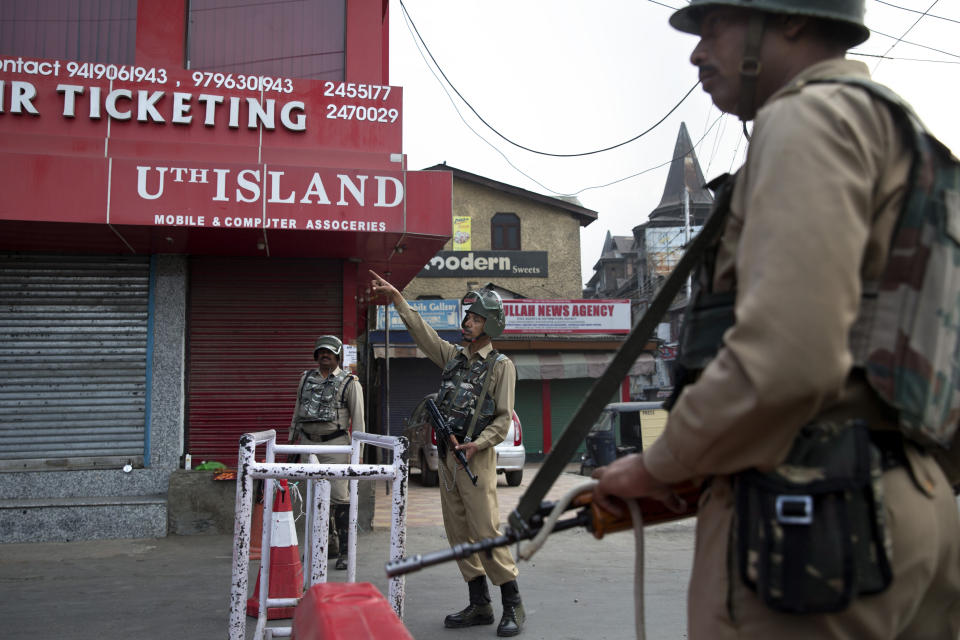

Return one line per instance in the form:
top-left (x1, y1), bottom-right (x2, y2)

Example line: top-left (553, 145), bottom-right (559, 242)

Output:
top-left (592, 1), bottom-right (960, 638)
top-left (289, 334), bottom-right (364, 571)
top-left (370, 271), bottom-right (525, 637)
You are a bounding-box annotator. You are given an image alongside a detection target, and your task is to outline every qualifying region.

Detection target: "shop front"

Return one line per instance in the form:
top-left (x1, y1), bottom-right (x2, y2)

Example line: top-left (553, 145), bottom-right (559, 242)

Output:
top-left (0, 1), bottom-right (451, 542)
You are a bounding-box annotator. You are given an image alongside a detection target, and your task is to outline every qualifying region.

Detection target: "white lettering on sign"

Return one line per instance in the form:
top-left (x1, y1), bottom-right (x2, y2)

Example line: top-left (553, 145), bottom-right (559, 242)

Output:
top-left (500, 299), bottom-right (632, 334)
top-left (136, 165), bottom-right (404, 209)
top-left (428, 252), bottom-right (511, 272)
top-left (1, 57), bottom-right (403, 137)
top-left (50, 84), bottom-right (308, 132)
top-left (0, 80), bottom-right (40, 115)
top-left (150, 213), bottom-right (386, 232)
top-left (153, 213), bottom-right (205, 226)
top-left (0, 57), bottom-right (62, 76)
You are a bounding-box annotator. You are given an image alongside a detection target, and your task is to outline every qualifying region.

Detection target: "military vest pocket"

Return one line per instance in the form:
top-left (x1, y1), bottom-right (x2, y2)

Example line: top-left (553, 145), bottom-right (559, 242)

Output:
top-left (734, 420), bottom-right (892, 614)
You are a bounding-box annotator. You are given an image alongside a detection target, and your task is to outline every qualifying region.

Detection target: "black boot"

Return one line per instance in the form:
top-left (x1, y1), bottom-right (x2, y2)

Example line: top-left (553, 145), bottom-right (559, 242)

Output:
top-left (497, 580), bottom-right (525, 637)
top-left (444, 576), bottom-right (494, 628)
top-left (333, 504), bottom-right (349, 571)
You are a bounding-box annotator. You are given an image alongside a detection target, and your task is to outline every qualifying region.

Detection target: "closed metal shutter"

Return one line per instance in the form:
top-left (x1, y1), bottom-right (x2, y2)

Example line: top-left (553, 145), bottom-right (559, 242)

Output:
top-left (514, 380), bottom-right (543, 457)
top-left (382, 359), bottom-right (438, 437)
top-left (0, 253), bottom-right (150, 471)
top-left (187, 257), bottom-right (341, 466)
top-left (549, 379), bottom-right (621, 462)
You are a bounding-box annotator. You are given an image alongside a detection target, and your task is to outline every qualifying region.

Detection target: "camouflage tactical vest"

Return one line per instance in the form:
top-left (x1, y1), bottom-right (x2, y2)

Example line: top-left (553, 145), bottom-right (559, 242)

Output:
top-left (674, 78), bottom-right (960, 450)
top-left (296, 369), bottom-right (352, 426)
top-left (436, 346), bottom-right (501, 440)
top-left (821, 77), bottom-right (960, 449)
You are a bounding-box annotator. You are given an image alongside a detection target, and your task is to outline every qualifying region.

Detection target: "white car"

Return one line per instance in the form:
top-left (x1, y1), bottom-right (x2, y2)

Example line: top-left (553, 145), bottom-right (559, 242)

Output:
top-left (403, 393), bottom-right (525, 487)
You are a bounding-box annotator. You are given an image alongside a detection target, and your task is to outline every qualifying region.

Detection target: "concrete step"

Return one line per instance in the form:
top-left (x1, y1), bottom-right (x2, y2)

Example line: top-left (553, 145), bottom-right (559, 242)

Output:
top-left (0, 494), bottom-right (167, 543)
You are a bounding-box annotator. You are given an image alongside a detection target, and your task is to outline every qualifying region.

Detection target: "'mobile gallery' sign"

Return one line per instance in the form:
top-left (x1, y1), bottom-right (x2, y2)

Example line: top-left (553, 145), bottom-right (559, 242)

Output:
top-left (418, 251), bottom-right (547, 278)
top-left (376, 299), bottom-right (461, 331)
top-left (502, 299), bottom-right (630, 334)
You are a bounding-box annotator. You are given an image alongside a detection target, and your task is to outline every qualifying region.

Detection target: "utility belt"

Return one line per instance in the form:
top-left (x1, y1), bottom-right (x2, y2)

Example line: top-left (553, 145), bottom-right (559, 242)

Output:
top-left (734, 419), bottom-right (898, 614)
top-left (301, 427), bottom-right (349, 442)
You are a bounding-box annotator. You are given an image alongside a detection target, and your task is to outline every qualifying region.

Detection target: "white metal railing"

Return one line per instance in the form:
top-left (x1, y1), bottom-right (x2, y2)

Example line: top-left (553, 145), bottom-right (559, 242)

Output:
top-left (228, 430), bottom-right (408, 640)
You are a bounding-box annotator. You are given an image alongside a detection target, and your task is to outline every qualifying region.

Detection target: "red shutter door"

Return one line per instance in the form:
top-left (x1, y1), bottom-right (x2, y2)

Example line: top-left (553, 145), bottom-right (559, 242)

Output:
top-left (187, 257), bottom-right (342, 466)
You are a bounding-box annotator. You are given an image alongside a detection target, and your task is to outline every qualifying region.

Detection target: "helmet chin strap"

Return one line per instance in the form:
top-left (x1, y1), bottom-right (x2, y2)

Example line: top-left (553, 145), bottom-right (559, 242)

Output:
top-left (737, 11), bottom-right (766, 124)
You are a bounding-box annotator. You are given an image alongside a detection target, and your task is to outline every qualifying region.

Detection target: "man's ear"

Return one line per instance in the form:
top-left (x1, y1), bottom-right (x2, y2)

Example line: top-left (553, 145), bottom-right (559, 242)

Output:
top-left (779, 14), bottom-right (809, 40)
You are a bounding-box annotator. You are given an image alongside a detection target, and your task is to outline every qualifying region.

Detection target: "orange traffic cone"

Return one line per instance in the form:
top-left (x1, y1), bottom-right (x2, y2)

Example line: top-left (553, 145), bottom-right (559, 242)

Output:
top-left (247, 479), bottom-right (304, 619)
top-left (250, 501), bottom-right (264, 561)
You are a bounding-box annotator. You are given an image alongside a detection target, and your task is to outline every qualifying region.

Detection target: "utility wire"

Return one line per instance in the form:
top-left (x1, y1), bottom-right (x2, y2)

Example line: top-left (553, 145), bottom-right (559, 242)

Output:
top-left (867, 27), bottom-right (959, 59)
top-left (404, 1), bottom-right (728, 200)
top-left (873, 0), bottom-right (960, 25)
top-left (851, 50), bottom-right (959, 63)
top-left (398, 0), bottom-right (700, 158)
top-left (873, 1), bottom-right (945, 73)
top-left (401, 0), bottom-right (737, 199)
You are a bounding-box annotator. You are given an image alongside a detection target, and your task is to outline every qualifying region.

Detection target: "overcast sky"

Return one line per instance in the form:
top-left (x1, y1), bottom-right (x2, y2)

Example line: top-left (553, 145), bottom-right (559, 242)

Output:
top-left (387, 0), bottom-right (959, 289)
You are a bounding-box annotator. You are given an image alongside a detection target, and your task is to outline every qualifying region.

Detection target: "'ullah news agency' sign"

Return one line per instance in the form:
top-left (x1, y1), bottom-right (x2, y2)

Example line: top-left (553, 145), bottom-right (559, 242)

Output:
top-left (503, 299), bottom-right (630, 334)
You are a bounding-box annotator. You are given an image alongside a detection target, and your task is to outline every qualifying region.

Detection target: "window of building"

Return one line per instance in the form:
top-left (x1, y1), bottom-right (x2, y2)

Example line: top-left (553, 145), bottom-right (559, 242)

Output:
top-left (187, 0), bottom-right (345, 81)
top-left (491, 213), bottom-right (520, 250)
top-left (0, 0), bottom-right (137, 64)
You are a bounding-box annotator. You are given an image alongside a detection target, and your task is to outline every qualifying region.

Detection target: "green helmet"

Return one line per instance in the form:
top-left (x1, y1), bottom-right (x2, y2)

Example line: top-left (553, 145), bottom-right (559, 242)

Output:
top-left (462, 290), bottom-right (506, 339)
top-left (313, 335), bottom-right (343, 360)
top-left (670, 0), bottom-right (869, 46)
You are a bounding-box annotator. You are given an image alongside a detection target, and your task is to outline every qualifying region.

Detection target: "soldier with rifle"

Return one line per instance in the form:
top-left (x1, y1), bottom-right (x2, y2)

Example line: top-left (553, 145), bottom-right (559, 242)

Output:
top-left (369, 271), bottom-right (526, 637)
top-left (592, 1), bottom-right (960, 638)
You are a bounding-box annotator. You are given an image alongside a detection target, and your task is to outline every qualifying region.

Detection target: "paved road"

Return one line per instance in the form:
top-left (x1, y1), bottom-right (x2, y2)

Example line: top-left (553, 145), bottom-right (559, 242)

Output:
top-left (0, 464), bottom-right (695, 639)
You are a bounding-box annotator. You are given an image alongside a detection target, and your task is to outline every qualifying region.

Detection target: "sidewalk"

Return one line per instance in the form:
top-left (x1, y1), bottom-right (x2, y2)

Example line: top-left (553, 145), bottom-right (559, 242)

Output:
top-left (0, 463), bottom-right (695, 639)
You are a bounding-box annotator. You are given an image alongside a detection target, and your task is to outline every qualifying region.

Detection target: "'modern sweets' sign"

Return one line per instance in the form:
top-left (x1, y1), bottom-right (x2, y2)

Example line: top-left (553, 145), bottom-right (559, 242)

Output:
top-left (418, 251), bottom-right (548, 278)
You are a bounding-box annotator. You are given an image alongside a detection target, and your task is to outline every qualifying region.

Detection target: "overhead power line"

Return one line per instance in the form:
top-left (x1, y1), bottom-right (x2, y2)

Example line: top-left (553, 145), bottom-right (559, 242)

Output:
top-left (873, 1), bottom-right (943, 73)
top-left (399, 0), bottom-right (737, 198)
top-left (398, 0), bottom-right (700, 158)
top-left (873, 0), bottom-right (960, 24)
top-left (868, 26), bottom-right (959, 60)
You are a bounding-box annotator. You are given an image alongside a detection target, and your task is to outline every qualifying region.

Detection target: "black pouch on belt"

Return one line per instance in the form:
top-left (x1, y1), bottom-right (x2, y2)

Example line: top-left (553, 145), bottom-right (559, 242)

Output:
top-left (734, 419), bottom-right (893, 614)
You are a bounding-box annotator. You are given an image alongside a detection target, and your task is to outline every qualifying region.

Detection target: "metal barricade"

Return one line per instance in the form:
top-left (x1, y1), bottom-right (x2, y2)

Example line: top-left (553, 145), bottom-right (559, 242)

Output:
top-left (228, 430), bottom-right (408, 640)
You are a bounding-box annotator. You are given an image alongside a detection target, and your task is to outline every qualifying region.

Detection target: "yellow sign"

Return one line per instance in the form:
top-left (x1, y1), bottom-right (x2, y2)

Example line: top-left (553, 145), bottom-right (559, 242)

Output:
top-left (452, 216), bottom-right (471, 251)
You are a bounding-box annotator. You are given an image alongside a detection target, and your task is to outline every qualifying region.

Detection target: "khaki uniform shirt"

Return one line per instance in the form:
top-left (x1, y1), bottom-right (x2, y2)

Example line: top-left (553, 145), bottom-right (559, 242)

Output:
top-left (289, 365), bottom-right (365, 441)
top-left (395, 297), bottom-right (516, 451)
top-left (645, 58), bottom-right (926, 484)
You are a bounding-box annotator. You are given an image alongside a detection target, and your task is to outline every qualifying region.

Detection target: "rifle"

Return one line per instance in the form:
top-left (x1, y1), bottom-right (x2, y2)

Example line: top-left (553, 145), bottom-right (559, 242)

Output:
top-left (426, 397), bottom-right (478, 486)
top-left (385, 481), bottom-right (699, 577)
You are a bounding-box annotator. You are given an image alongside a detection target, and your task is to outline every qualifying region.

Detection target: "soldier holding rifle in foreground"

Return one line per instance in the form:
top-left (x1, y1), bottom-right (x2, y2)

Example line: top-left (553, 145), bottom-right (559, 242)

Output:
top-left (369, 271), bottom-right (526, 637)
top-left (593, 1), bottom-right (960, 638)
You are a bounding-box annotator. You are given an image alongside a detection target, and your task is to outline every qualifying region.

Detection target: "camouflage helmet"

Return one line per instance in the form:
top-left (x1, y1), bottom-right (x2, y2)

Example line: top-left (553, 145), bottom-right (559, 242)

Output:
top-left (462, 289), bottom-right (506, 339)
top-left (313, 335), bottom-right (343, 360)
top-left (670, 0), bottom-right (869, 46)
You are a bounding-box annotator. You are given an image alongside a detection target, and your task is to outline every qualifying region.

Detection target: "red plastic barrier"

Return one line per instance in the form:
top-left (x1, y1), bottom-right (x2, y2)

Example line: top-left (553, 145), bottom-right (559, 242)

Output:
top-left (291, 583), bottom-right (413, 640)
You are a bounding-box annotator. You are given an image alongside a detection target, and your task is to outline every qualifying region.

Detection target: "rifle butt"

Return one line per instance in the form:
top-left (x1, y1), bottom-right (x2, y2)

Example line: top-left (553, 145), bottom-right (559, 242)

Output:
top-left (572, 481), bottom-right (702, 539)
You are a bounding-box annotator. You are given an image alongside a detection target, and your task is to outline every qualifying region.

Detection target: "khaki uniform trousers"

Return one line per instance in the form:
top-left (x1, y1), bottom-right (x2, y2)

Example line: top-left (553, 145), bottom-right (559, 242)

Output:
top-left (300, 430), bottom-right (351, 505)
top-left (439, 445), bottom-right (519, 586)
top-left (689, 449), bottom-right (960, 639)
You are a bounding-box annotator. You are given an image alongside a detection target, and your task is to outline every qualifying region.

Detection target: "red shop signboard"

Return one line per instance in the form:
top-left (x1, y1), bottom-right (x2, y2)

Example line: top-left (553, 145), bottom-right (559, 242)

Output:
top-left (0, 56), bottom-right (407, 231)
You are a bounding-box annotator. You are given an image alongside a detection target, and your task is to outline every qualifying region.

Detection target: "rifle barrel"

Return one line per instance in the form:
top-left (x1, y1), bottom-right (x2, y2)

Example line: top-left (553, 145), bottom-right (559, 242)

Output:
top-left (385, 532), bottom-right (516, 578)
top-left (384, 510), bottom-right (593, 578)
